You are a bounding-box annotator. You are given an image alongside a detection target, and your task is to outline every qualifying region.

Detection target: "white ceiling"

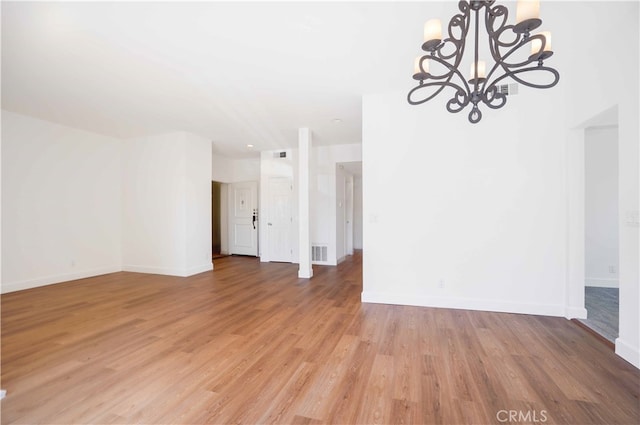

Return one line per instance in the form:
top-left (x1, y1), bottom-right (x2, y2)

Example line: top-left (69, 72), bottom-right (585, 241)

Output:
top-left (2, 1), bottom-right (455, 158)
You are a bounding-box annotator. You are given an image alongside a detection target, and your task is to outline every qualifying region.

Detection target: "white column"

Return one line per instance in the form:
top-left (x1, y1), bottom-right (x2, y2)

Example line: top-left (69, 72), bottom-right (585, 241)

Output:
top-left (298, 128), bottom-right (313, 278)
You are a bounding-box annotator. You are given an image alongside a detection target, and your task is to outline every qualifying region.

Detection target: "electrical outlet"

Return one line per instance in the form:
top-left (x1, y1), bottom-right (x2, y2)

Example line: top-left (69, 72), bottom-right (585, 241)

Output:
top-left (609, 265), bottom-right (616, 274)
top-left (438, 279), bottom-right (445, 289)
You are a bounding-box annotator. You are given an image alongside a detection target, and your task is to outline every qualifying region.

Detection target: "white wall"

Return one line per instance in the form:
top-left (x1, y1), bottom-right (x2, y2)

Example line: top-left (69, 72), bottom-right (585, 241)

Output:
top-left (1, 111), bottom-right (122, 293)
top-left (363, 87), bottom-right (567, 316)
top-left (123, 132), bottom-right (212, 276)
top-left (363, 1), bottom-right (639, 368)
top-left (212, 153), bottom-right (234, 183)
top-left (185, 133), bottom-right (214, 273)
top-left (585, 126), bottom-right (619, 288)
top-left (212, 153), bottom-right (260, 183)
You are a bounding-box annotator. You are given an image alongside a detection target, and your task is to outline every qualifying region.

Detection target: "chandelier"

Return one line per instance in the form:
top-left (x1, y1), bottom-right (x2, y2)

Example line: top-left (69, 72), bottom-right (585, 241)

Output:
top-left (407, 0), bottom-right (559, 123)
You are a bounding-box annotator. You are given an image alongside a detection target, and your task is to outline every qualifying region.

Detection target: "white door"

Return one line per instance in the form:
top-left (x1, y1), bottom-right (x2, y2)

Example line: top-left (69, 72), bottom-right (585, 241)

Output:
top-left (229, 181), bottom-right (258, 256)
top-left (268, 177), bottom-right (293, 262)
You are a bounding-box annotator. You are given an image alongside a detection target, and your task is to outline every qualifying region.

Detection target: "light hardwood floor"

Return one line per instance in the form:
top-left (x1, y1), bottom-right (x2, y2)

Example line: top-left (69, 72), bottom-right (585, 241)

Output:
top-left (2, 252), bottom-right (639, 424)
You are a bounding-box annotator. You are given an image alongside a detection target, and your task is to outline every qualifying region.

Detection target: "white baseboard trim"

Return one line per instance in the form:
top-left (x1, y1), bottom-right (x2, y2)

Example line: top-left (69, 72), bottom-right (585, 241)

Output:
top-left (1, 266), bottom-right (122, 294)
top-left (186, 263), bottom-right (214, 276)
top-left (565, 306), bottom-right (588, 319)
top-left (585, 278), bottom-right (619, 288)
top-left (361, 291), bottom-right (565, 317)
top-left (615, 338), bottom-right (640, 369)
top-left (122, 263), bottom-right (213, 277)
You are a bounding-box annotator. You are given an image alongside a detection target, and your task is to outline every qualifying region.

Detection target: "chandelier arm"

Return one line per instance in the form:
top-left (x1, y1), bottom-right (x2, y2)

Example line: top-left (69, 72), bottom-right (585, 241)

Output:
top-left (407, 81), bottom-right (468, 106)
top-left (482, 6), bottom-right (555, 93)
top-left (483, 4), bottom-right (512, 92)
top-left (436, 38), bottom-right (464, 61)
top-left (486, 4), bottom-right (519, 48)
top-left (489, 29), bottom-right (546, 72)
top-left (498, 65), bottom-right (560, 89)
top-left (504, 34), bottom-right (548, 68)
top-left (446, 88), bottom-right (472, 113)
top-left (481, 32), bottom-right (548, 93)
top-left (479, 86), bottom-right (507, 110)
top-left (420, 55), bottom-right (473, 95)
top-left (432, 4), bottom-right (471, 65)
top-left (487, 25), bottom-right (527, 71)
top-left (495, 34), bottom-right (547, 69)
top-left (481, 3), bottom-right (513, 95)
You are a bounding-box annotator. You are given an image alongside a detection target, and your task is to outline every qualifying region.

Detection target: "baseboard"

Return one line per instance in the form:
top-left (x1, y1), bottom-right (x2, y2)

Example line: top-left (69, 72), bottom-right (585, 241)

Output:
top-left (565, 306), bottom-right (588, 319)
top-left (186, 263), bottom-right (214, 276)
top-left (1, 266), bottom-right (122, 294)
top-left (615, 338), bottom-right (640, 369)
top-left (585, 278), bottom-right (619, 288)
top-left (312, 260), bottom-right (334, 266)
top-left (122, 263), bottom-right (212, 277)
top-left (361, 291), bottom-right (565, 317)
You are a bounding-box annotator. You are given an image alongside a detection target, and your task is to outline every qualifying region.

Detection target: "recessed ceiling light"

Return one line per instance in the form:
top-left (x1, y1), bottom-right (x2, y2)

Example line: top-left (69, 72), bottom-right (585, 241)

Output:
top-left (332, 118), bottom-right (342, 124)
top-left (247, 144), bottom-right (254, 148)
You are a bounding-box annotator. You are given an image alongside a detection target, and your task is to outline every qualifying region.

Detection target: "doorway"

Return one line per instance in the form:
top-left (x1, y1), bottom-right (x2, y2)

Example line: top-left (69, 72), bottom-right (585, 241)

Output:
top-left (212, 181), bottom-right (222, 256)
top-left (337, 161), bottom-right (362, 262)
top-left (580, 125), bottom-right (620, 343)
top-left (212, 181), bottom-right (229, 259)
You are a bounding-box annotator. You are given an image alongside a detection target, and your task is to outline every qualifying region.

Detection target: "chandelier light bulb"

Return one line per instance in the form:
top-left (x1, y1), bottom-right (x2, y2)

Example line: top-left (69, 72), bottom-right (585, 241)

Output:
top-left (413, 56), bottom-right (429, 79)
top-left (516, 0), bottom-right (540, 24)
top-left (423, 19), bottom-right (442, 50)
top-left (469, 60), bottom-right (486, 80)
top-left (531, 31), bottom-right (552, 54)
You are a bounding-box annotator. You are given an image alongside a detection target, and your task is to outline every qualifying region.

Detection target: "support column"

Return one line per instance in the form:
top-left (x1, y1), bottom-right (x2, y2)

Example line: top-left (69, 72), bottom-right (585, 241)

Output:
top-left (298, 128), bottom-right (313, 278)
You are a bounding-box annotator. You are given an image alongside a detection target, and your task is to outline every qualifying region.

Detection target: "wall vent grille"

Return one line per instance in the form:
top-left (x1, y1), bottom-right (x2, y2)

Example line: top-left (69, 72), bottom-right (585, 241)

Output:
top-left (497, 83), bottom-right (519, 95)
top-left (312, 245), bottom-right (328, 262)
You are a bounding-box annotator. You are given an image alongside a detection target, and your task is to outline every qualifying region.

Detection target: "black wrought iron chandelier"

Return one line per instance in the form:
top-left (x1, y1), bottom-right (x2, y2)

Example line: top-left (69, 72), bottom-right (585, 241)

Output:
top-left (407, 0), bottom-right (559, 123)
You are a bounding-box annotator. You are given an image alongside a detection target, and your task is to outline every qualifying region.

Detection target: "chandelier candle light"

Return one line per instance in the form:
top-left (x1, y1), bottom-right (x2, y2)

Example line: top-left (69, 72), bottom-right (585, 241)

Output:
top-left (408, 0), bottom-right (559, 123)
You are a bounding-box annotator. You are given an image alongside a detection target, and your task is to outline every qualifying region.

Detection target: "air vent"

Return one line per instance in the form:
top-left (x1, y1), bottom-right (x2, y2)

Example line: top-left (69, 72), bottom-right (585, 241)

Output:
top-left (497, 83), bottom-right (518, 95)
top-left (273, 151), bottom-right (287, 158)
top-left (312, 245), bottom-right (328, 262)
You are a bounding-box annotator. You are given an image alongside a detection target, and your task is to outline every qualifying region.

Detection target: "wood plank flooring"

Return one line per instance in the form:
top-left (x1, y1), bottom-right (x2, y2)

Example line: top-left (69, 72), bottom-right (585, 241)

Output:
top-left (1, 252), bottom-right (639, 424)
